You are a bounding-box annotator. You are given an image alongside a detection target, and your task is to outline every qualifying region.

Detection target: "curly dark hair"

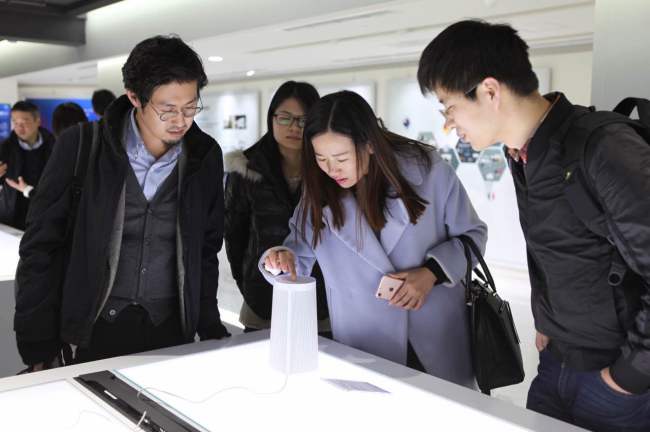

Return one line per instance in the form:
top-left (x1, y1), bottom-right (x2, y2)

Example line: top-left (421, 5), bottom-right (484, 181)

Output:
top-left (122, 35), bottom-right (208, 106)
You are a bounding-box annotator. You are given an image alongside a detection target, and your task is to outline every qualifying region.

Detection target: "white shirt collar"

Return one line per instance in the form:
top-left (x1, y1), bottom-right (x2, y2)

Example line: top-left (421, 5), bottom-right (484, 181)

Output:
top-left (17, 132), bottom-right (44, 151)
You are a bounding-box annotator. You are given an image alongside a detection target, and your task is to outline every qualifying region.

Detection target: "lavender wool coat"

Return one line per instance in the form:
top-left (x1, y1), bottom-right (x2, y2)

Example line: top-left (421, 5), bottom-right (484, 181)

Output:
top-left (261, 150), bottom-right (487, 388)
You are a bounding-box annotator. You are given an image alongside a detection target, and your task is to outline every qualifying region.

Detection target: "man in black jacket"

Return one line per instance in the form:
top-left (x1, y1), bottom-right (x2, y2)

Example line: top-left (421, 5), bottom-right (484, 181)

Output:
top-left (0, 101), bottom-right (55, 230)
top-left (417, 20), bottom-right (650, 431)
top-left (14, 35), bottom-right (229, 371)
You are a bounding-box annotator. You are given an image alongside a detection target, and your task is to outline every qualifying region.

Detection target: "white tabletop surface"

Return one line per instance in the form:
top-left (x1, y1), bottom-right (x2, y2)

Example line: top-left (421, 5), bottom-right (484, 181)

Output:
top-left (0, 223), bottom-right (21, 281)
top-left (0, 331), bottom-right (585, 432)
top-left (1, 380), bottom-right (135, 431)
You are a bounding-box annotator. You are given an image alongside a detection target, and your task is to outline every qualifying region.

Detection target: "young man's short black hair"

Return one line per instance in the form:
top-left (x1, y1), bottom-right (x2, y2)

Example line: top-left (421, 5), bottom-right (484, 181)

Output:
top-left (11, 101), bottom-right (40, 118)
top-left (91, 89), bottom-right (116, 116)
top-left (417, 19), bottom-right (538, 99)
top-left (122, 35), bottom-right (208, 106)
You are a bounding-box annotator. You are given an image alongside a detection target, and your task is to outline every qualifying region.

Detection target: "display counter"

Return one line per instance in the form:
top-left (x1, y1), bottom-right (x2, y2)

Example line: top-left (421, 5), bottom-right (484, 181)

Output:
top-left (0, 223), bottom-right (23, 377)
top-left (0, 331), bottom-right (584, 431)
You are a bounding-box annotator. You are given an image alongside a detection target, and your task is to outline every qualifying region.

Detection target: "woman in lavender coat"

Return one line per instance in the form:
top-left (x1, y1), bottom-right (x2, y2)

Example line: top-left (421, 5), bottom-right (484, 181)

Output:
top-left (261, 91), bottom-right (487, 388)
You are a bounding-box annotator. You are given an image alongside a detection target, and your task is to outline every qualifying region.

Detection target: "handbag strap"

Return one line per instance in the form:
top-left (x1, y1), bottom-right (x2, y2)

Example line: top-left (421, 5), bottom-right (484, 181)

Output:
top-left (461, 238), bottom-right (476, 302)
top-left (459, 235), bottom-right (498, 293)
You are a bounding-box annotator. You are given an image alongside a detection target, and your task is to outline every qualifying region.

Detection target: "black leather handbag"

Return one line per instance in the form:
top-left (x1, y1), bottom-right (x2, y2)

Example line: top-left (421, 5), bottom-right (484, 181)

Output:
top-left (459, 235), bottom-right (525, 395)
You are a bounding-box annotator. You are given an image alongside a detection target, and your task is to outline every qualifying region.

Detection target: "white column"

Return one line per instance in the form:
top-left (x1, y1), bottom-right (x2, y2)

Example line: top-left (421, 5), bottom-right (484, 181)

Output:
top-left (0, 77), bottom-right (19, 104)
top-left (97, 56), bottom-right (128, 97)
top-left (591, 0), bottom-right (650, 110)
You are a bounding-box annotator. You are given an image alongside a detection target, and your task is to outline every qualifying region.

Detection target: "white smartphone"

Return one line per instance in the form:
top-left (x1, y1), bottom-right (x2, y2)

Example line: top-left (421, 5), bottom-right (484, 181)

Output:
top-left (375, 275), bottom-right (404, 301)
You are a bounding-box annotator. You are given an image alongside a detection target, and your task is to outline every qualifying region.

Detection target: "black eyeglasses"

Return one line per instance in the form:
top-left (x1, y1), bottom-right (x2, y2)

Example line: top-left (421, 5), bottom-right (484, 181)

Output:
top-left (438, 83), bottom-right (480, 121)
top-left (273, 112), bottom-right (306, 129)
top-left (149, 97), bottom-right (204, 122)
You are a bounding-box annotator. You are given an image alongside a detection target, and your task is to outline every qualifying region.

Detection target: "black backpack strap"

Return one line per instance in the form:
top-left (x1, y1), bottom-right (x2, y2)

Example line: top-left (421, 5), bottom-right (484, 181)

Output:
top-left (613, 97), bottom-right (650, 126)
top-left (561, 109), bottom-right (641, 286)
top-left (67, 121), bottom-right (99, 236)
top-left (562, 110), bottom-right (629, 239)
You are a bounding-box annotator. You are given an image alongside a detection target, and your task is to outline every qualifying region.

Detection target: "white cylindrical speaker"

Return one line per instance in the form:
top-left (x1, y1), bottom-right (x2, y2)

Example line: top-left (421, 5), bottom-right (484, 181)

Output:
top-left (269, 275), bottom-right (318, 374)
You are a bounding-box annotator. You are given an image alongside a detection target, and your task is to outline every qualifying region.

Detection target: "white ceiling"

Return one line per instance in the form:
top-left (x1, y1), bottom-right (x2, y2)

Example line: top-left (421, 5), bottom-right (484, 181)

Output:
top-left (11, 0), bottom-right (595, 86)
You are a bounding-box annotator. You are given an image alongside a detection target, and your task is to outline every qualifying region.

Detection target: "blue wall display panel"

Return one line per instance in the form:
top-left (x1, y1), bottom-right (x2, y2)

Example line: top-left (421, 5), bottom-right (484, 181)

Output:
top-left (0, 104), bottom-right (10, 141)
top-left (26, 98), bottom-right (99, 133)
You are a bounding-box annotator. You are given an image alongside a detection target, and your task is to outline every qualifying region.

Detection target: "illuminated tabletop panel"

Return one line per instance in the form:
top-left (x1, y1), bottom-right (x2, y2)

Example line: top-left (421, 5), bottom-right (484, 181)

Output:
top-left (0, 223), bottom-right (21, 281)
top-left (0, 380), bottom-right (134, 431)
top-left (114, 334), bottom-right (583, 431)
top-left (0, 328), bottom-right (584, 431)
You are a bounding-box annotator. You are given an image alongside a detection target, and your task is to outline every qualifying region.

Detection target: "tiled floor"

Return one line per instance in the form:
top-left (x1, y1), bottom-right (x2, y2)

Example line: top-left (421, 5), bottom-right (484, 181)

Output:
top-left (215, 249), bottom-right (537, 408)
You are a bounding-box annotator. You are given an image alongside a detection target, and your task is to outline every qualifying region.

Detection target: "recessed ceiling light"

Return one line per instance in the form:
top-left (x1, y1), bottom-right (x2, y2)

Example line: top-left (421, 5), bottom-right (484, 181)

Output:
top-left (246, 70), bottom-right (256, 77)
top-left (208, 56), bottom-right (223, 62)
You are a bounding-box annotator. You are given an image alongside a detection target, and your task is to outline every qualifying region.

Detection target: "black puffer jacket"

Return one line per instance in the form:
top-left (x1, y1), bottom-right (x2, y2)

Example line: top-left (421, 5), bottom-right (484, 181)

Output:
top-left (224, 136), bottom-right (328, 320)
top-left (508, 92), bottom-right (650, 394)
top-left (0, 127), bottom-right (55, 229)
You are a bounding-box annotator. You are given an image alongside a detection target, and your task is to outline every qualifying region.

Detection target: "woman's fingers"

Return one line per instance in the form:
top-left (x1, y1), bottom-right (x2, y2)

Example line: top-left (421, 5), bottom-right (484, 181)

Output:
top-left (399, 293), bottom-right (418, 309)
top-left (389, 281), bottom-right (424, 309)
top-left (288, 257), bottom-right (297, 281)
top-left (389, 283), bottom-right (409, 306)
top-left (404, 296), bottom-right (420, 310)
top-left (279, 252), bottom-right (291, 273)
top-left (264, 252), bottom-right (277, 269)
top-left (275, 251), bottom-right (296, 279)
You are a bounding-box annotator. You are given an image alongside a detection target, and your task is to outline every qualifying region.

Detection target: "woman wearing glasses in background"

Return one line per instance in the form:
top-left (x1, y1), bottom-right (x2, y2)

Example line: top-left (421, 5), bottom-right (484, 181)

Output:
top-left (224, 81), bottom-right (330, 334)
top-left (261, 91), bottom-right (486, 387)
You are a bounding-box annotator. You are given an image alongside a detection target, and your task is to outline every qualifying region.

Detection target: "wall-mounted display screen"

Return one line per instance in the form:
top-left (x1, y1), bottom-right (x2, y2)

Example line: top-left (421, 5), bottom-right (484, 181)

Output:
top-left (0, 103), bottom-right (11, 141)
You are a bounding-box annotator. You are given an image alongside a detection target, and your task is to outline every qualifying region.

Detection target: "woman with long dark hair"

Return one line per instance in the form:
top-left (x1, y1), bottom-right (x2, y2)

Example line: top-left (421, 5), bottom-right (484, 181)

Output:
top-left (224, 81), bottom-right (329, 333)
top-left (262, 90), bottom-right (486, 387)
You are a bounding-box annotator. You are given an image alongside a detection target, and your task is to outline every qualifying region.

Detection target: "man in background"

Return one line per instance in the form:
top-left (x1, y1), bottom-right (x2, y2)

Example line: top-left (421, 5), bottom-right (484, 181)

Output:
top-left (91, 88), bottom-right (116, 118)
top-left (0, 101), bottom-right (55, 230)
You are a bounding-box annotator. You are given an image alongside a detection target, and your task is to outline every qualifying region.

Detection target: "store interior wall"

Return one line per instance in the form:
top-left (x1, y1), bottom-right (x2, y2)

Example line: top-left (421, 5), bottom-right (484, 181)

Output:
top-left (591, 0), bottom-right (650, 110)
top-left (0, 78), bottom-right (18, 106)
top-left (9, 47), bottom-right (593, 269)
top-left (18, 48), bottom-right (594, 126)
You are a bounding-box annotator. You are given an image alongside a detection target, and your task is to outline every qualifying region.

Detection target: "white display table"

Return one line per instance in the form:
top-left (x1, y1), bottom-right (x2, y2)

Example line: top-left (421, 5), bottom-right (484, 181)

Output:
top-left (0, 223), bottom-right (23, 378)
top-left (0, 331), bottom-right (585, 431)
top-left (0, 222), bottom-right (21, 281)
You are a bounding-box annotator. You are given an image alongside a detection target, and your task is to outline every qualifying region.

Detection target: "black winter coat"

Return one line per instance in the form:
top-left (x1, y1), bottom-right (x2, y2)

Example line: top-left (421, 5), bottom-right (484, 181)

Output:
top-left (0, 127), bottom-right (55, 229)
top-left (508, 93), bottom-right (650, 394)
top-left (14, 96), bottom-right (228, 364)
top-left (224, 136), bottom-right (329, 321)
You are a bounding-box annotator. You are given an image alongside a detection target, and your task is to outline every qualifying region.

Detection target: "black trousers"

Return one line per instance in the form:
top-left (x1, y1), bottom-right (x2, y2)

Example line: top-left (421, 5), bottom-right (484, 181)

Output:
top-left (75, 305), bottom-right (184, 364)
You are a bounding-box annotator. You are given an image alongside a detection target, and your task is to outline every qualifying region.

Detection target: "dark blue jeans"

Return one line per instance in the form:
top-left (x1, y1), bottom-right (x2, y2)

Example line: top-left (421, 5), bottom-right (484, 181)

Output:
top-left (527, 349), bottom-right (650, 431)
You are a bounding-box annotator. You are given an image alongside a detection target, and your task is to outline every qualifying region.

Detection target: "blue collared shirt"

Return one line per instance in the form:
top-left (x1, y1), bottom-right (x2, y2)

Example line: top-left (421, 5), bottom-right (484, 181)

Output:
top-left (124, 109), bottom-right (182, 201)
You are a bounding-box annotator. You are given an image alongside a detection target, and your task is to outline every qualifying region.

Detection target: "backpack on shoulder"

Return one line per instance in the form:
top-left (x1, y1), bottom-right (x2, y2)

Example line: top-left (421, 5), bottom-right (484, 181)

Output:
top-left (560, 97), bottom-right (650, 286)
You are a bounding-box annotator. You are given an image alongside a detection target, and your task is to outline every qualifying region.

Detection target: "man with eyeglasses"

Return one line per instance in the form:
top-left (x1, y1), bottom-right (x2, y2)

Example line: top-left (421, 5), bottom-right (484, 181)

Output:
top-left (14, 35), bottom-right (230, 371)
top-left (417, 20), bottom-right (650, 431)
